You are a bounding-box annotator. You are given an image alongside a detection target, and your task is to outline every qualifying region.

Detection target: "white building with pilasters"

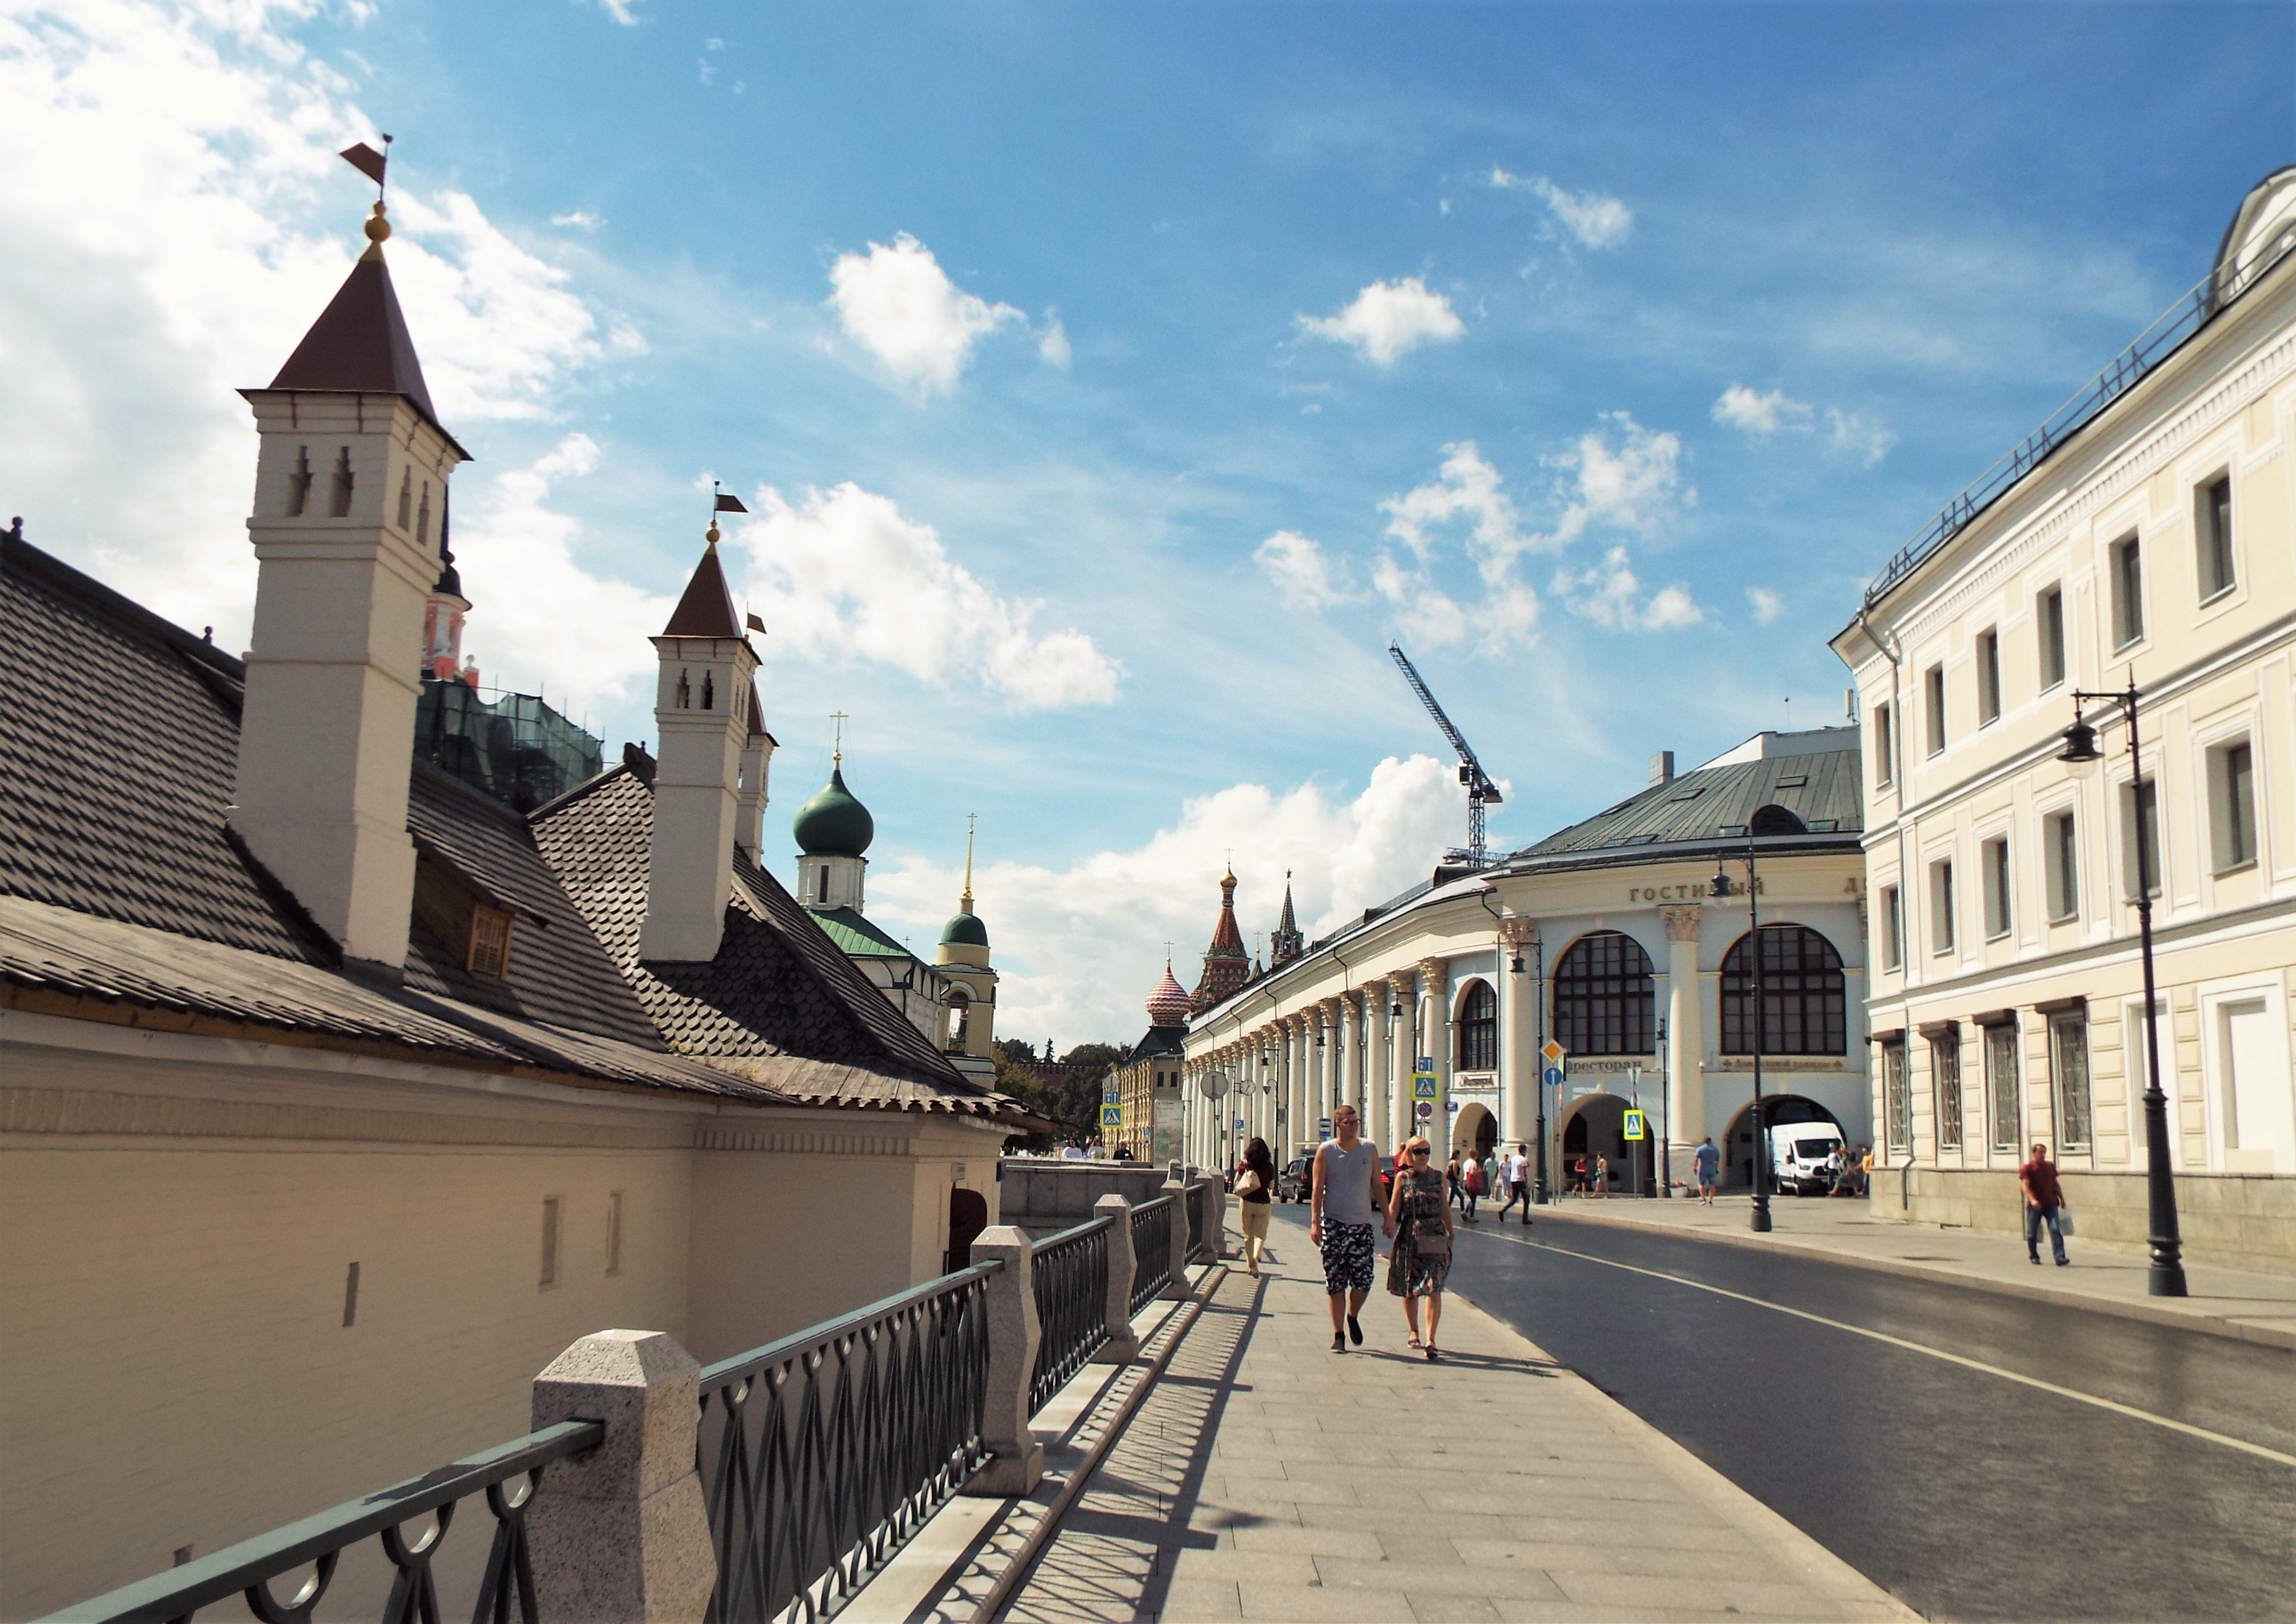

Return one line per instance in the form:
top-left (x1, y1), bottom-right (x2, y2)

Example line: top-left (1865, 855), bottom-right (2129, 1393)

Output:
top-left (1181, 730), bottom-right (1871, 1195)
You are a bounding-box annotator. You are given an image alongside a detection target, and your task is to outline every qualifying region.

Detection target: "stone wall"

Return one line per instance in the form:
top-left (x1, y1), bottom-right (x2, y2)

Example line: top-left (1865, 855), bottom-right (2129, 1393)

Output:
top-left (1875, 1165), bottom-right (2295, 1275)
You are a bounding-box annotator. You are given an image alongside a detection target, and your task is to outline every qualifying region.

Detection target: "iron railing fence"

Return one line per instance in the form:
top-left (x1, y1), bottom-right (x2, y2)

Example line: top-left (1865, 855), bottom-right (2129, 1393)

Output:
top-left (1863, 218), bottom-right (2296, 610)
top-left (1128, 1196), bottom-right (1175, 1315)
top-left (1184, 1184), bottom-right (1207, 1260)
top-left (40, 1421), bottom-right (604, 1624)
top-left (1028, 1216), bottom-right (1111, 1413)
top-left (698, 1263), bottom-right (997, 1624)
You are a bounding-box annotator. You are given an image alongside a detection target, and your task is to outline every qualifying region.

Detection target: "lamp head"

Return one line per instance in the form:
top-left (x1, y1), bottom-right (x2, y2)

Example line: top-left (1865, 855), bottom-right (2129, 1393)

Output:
top-left (1710, 864), bottom-right (1732, 898)
top-left (1510, 953), bottom-right (1526, 974)
top-left (2057, 718), bottom-right (2104, 772)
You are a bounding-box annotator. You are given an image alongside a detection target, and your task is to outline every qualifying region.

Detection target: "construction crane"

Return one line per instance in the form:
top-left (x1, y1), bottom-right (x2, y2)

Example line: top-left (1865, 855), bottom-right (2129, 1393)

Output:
top-left (1389, 643), bottom-right (1504, 868)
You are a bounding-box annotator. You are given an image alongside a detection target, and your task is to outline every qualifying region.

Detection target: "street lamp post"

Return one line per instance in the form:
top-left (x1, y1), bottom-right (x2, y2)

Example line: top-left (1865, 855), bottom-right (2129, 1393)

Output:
top-left (2058, 681), bottom-right (2186, 1297)
top-left (1713, 832), bottom-right (1772, 1234)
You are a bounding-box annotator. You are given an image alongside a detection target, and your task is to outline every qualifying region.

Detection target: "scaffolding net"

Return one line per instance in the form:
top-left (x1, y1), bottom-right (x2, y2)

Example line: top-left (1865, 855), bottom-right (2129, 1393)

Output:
top-left (415, 680), bottom-right (605, 812)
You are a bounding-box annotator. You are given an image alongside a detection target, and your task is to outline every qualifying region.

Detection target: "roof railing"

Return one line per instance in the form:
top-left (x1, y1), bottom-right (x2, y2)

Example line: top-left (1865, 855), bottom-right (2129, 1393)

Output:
top-left (1863, 219), bottom-right (2296, 609)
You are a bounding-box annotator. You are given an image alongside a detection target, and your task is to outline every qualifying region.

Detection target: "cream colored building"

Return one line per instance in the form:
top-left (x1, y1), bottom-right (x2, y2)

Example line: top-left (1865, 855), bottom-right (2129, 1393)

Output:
top-left (1830, 168), bottom-right (2296, 1273)
top-left (0, 202), bottom-right (1027, 1617)
top-left (1182, 730), bottom-right (1873, 1194)
top-left (1114, 964), bottom-right (1192, 1162)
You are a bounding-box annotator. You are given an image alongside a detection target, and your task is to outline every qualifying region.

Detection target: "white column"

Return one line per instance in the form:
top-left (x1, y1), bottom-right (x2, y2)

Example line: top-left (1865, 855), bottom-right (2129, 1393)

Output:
top-left (1366, 981), bottom-right (1392, 1159)
top-left (1502, 923), bottom-right (1534, 1151)
top-left (1334, 997), bottom-right (1356, 1129)
top-left (1422, 958), bottom-right (1453, 1154)
top-left (1662, 905), bottom-right (1706, 1160)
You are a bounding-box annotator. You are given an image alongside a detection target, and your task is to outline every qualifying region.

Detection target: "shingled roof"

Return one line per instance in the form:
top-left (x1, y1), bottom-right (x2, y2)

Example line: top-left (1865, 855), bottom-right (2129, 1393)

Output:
top-left (1512, 730), bottom-right (1863, 867)
top-left (1, 533), bottom-right (1025, 1122)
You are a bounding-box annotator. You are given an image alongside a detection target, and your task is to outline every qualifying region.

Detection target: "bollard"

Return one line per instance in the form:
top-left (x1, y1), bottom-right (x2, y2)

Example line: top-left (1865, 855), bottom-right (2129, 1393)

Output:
top-left (1206, 1173), bottom-right (1230, 1261)
top-left (526, 1330), bottom-right (717, 1624)
top-left (1091, 1194), bottom-right (1141, 1363)
top-left (1159, 1175), bottom-right (1191, 1300)
top-left (964, 1225), bottom-right (1045, 1496)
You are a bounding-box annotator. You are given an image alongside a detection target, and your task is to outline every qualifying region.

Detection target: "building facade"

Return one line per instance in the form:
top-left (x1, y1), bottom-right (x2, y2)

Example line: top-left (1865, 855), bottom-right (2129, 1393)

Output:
top-left (1181, 730), bottom-right (1872, 1192)
top-left (1114, 965), bottom-right (1191, 1161)
top-left (1831, 168), bottom-right (2296, 1273)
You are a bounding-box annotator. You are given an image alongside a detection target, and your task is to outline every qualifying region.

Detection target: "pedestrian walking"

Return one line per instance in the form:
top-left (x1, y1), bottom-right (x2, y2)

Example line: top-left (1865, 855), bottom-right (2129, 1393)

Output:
top-left (1446, 1152), bottom-right (1464, 1212)
top-left (1309, 1104), bottom-right (1381, 1352)
top-left (1479, 1150), bottom-right (1500, 1217)
top-left (2019, 1141), bottom-right (2070, 1267)
top-left (1593, 1152), bottom-right (1610, 1197)
top-left (1234, 1136), bottom-right (1276, 1277)
top-left (1384, 1136), bottom-right (1455, 1359)
top-left (1570, 1153), bottom-right (1589, 1196)
top-left (1460, 1152), bottom-right (1485, 1221)
top-left (1497, 1144), bottom-right (1532, 1222)
top-left (1693, 1136), bottom-right (1719, 1205)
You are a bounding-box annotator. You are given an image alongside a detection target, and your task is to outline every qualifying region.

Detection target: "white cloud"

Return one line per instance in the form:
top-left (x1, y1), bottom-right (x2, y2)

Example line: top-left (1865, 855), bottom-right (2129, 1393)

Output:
top-left (597, 0), bottom-right (639, 24)
top-left (730, 481), bottom-right (1120, 710)
top-left (1255, 529), bottom-right (1349, 610)
top-left (825, 232), bottom-right (1025, 395)
top-left (867, 755), bottom-right (1464, 1045)
top-left (455, 435), bottom-right (674, 715)
top-left (1712, 384), bottom-right (1811, 435)
top-left (1552, 546), bottom-right (1704, 632)
top-left (1746, 586), bottom-right (1785, 625)
top-left (1037, 313), bottom-right (1072, 369)
top-left (1298, 276), bottom-right (1465, 367)
top-left (0, 0), bottom-right (621, 647)
top-left (1826, 408), bottom-right (1896, 467)
top-left (1551, 412), bottom-right (1690, 545)
top-left (1490, 168), bottom-right (1633, 248)
top-left (551, 210), bottom-right (603, 230)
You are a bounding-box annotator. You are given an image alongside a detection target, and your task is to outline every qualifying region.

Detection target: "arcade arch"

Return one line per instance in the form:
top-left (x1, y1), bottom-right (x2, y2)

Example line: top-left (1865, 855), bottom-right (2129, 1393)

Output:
top-left (1557, 1090), bottom-right (1656, 1195)
top-left (1721, 1094), bottom-right (1846, 1190)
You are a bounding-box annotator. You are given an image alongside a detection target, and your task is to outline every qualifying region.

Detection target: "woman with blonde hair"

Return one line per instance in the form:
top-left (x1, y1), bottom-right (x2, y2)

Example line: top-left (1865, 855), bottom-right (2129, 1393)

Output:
top-left (1383, 1136), bottom-right (1455, 1358)
top-left (1234, 1136), bottom-right (1277, 1277)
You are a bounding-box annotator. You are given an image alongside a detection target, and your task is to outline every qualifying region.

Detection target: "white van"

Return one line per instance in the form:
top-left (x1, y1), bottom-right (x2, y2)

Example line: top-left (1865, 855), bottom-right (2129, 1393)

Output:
top-left (1767, 1124), bottom-right (1846, 1195)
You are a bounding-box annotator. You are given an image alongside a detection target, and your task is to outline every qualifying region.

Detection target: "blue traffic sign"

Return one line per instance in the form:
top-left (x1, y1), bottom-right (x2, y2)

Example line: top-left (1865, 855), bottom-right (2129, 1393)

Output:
top-left (1543, 1066), bottom-right (1564, 1088)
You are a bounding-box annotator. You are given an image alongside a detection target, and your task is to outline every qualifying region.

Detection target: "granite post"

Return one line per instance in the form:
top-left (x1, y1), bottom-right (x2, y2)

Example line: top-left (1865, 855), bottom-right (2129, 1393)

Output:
top-left (1091, 1193), bottom-right (1141, 1363)
top-left (1160, 1173), bottom-right (1191, 1300)
top-left (963, 1225), bottom-right (1045, 1496)
top-left (526, 1329), bottom-right (717, 1624)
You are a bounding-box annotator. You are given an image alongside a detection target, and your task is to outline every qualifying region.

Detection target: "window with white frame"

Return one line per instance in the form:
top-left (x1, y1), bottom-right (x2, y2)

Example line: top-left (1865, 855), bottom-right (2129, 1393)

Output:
top-left (2045, 1006), bottom-right (2092, 1153)
top-left (1983, 1019), bottom-right (2021, 1153)
top-left (1976, 628), bottom-right (2001, 726)
top-left (1931, 1028), bottom-right (1963, 1153)
top-left (2197, 473), bottom-right (2234, 601)
top-left (2209, 737), bottom-right (2258, 874)
top-left (1981, 837), bottom-right (2011, 939)
top-left (2045, 810), bottom-right (2079, 922)
top-left (2110, 534), bottom-right (2145, 647)
top-left (2122, 776), bottom-right (2161, 901)
top-left (1881, 1038), bottom-right (1911, 1155)
top-left (1924, 664), bottom-right (1947, 756)
top-left (1929, 858), bottom-right (1956, 955)
top-left (2037, 585), bottom-right (2066, 691)
top-left (1880, 884), bottom-right (1903, 971)
top-left (1874, 703), bottom-right (1895, 786)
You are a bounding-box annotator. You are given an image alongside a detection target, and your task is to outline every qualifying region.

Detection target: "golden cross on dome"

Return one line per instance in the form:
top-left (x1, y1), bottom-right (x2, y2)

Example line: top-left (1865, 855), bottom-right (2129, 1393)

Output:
top-left (830, 711), bottom-right (848, 764)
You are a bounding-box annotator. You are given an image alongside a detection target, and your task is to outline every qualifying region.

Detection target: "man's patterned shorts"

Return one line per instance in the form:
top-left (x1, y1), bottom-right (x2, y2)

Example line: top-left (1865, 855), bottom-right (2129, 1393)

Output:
top-left (1318, 1221), bottom-right (1375, 1296)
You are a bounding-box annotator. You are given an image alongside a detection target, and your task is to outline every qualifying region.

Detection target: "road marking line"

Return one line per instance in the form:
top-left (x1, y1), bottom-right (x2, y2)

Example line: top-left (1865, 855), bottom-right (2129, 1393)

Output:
top-left (1485, 1230), bottom-right (2296, 1469)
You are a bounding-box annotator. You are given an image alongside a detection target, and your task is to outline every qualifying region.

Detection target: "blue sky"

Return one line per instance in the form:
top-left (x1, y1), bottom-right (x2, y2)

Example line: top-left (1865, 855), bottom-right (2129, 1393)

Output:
top-left (4, 1), bottom-right (2288, 1042)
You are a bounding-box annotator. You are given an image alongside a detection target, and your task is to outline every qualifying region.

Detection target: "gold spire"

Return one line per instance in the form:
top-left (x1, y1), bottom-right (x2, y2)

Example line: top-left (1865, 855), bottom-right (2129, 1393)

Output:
top-left (962, 812), bottom-right (977, 905)
top-left (359, 201), bottom-right (390, 263)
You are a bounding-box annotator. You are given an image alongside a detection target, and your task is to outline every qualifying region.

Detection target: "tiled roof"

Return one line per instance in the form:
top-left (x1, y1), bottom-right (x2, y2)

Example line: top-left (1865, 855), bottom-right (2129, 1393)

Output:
top-left (1513, 739), bottom-right (1863, 865)
top-left (661, 542), bottom-right (745, 638)
top-left (531, 769), bottom-right (999, 1109)
top-left (2, 534), bottom-right (1025, 1124)
top-left (259, 254), bottom-right (455, 451)
top-left (1126, 1023), bottom-right (1187, 1064)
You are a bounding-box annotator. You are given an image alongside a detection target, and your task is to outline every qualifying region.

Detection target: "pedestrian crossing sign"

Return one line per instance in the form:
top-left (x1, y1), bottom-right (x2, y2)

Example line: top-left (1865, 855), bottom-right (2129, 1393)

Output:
top-left (1623, 1110), bottom-right (1647, 1141)
top-left (1412, 1073), bottom-right (1438, 1101)
top-left (1100, 1105), bottom-right (1123, 1127)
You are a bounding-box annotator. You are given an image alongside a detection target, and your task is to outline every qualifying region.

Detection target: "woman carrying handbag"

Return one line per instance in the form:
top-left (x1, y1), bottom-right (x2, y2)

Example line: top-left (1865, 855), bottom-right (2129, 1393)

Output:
top-left (1235, 1136), bottom-right (1276, 1277)
top-left (1384, 1136), bottom-right (1455, 1359)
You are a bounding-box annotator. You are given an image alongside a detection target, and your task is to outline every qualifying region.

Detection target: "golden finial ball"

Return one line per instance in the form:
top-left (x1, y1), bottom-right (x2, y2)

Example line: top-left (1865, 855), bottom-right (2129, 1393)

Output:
top-left (365, 202), bottom-right (391, 246)
top-left (705, 519), bottom-right (722, 546)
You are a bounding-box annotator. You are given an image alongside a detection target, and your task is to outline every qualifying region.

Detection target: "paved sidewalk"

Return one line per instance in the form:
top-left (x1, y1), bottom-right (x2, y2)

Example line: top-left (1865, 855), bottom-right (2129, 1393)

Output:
top-left (1514, 1193), bottom-right (2296, 1347)
top-left (999, 1235), bottom-right (1913, 1623)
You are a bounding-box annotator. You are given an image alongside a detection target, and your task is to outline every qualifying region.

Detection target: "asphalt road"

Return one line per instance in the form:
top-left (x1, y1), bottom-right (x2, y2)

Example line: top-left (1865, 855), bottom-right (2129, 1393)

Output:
top-left (1270, 1202), bottom-right (2295, 1622)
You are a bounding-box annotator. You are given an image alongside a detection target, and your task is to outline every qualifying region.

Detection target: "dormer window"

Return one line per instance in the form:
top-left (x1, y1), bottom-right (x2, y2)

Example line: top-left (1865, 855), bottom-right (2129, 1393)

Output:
top-left (468, 904), bottom-right (514, 979)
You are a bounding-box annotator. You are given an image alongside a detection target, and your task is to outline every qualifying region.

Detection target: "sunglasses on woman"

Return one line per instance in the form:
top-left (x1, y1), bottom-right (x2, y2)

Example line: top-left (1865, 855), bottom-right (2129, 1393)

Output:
top-left (1408, 1148), bottom-right (1430, 1157)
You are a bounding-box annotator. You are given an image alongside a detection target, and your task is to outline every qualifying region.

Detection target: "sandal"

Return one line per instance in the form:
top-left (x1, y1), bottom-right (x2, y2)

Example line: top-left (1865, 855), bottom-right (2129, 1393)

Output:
top-left (1407, 1334), bottom-right (1423, 1348)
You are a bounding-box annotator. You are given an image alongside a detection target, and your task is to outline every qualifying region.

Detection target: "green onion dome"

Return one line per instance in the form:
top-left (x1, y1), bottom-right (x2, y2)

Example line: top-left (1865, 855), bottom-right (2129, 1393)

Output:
top-left (792, 765), bottom-right (874, 857)
top-left (941, 907), bottom-right (989, 948)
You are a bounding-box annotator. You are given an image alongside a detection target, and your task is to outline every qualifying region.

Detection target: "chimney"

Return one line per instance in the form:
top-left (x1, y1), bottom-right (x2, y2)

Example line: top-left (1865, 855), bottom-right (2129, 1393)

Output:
top-left (232, 201), bottom-right (468, 974)
top-left (734, 679), bottom-right (775, 862)
top-left (1648, 750), bottom-right (1675, 786)
top-left (640, 524), bottom-right (759, 961)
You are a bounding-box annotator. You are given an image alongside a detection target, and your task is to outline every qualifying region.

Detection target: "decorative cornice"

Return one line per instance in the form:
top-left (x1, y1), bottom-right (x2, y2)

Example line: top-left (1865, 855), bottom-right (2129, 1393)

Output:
top-left (1660, 904), bottom-right (1704, 943)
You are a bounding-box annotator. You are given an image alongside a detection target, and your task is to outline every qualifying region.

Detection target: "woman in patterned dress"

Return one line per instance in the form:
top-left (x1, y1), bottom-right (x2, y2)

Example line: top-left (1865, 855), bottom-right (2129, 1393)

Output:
top-left (1383, 1137), bottom-right (1455, 1359)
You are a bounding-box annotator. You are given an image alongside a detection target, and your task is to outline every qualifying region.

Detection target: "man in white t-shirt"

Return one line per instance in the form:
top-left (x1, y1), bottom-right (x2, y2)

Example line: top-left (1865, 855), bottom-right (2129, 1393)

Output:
top-left (1496, 1145), bottom-right (1532, 1224)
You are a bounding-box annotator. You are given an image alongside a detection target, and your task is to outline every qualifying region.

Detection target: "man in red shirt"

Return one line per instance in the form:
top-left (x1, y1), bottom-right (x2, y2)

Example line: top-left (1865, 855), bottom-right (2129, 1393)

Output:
top-left (2019, 1142), bottom-right (2070, 1266)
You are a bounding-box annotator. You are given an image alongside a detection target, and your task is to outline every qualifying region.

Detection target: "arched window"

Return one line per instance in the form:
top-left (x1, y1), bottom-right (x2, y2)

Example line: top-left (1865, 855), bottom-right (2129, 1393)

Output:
top-left (1552, 931), bottom-right (1656, 1054)
top-left (1721, 925), bottom-right (1846, 1054)
top-left (1456, 981), bottom-right (1498, 1071)
top-left (945, 988), bottom-right (971, 1051)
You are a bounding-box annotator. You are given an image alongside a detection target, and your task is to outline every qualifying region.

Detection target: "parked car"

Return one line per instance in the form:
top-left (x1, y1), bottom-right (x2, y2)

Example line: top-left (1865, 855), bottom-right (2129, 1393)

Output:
top-left (1769, 1125), bottom-right (1846, 1196)
top-left (1277, 1155), bottom-right (1310, 1202)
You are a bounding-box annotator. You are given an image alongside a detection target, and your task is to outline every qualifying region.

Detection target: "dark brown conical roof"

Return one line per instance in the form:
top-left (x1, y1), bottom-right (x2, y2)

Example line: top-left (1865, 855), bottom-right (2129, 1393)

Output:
top-left (662, 538), bottom-right (744, 638)
top-left (268, 255), bottom-right (439, 424)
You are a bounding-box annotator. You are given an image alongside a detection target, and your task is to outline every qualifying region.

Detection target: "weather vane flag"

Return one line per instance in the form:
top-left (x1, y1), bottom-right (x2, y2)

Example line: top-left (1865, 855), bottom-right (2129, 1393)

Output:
top-left (339, 135), bottom-right (391, 194)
